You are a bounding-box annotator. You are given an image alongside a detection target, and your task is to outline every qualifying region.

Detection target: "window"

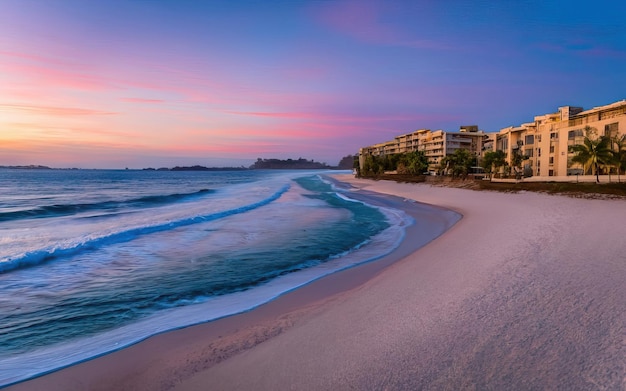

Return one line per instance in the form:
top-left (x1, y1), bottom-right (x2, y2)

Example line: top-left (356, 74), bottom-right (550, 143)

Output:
top-left (524, 149), bottom-right (533, 157)
top-left (549, 169), bottom-right (554, 176)
top-left (550, 145), bottom-right (555, 153)
top-left (537, 148), bottom-right (541, 157)
top-left (549, 157), bottom-right (554, 164)
top-left (605, 122), bottom-right (619, 138)
top-left (537, 135), bottom-right (542, 142)
top-left (550, 132), bottom-right (558, 139)
top-left (525, 135), bottom-right (534, 145)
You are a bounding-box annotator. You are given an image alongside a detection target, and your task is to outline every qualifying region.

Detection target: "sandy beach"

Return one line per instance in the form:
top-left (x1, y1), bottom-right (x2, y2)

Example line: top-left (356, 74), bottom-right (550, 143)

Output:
top-left (7, 175), bottom-right (626, 390)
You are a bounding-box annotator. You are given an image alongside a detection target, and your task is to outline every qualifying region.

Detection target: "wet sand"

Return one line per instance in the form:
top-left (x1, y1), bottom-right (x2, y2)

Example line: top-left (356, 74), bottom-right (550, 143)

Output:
top-left (5, 175), bottom-right (458, 391)
top-left (7, 175), bottom-right (626, 390)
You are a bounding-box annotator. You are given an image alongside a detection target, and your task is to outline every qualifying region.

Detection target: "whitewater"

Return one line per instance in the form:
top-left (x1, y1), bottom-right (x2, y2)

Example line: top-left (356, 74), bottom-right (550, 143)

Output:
top-left (0, 169), bottom-right (413, 386)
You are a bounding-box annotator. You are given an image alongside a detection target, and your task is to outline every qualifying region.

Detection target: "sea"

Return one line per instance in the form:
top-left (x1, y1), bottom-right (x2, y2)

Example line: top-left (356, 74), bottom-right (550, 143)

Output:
top-left (0, 168), bottom-right (413, 386)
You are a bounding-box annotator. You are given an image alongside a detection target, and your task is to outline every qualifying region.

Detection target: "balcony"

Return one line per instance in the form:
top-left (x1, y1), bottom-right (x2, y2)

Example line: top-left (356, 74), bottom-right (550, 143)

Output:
top-left (567, 136), bottom-right (584, 147)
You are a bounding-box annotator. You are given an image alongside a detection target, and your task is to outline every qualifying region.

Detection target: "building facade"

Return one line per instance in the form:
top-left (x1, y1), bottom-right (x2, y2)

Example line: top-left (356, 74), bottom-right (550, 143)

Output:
top-left (496, 100), bottom-right (626, 177)
top-left (359, 126), bottom-right (488, 172)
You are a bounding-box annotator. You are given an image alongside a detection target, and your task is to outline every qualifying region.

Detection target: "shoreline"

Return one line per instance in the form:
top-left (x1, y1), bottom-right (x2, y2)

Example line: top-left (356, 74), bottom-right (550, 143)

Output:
top-left (7, 175), bottom-right (625, 390)
top-left (174, 176), bottom-right (626, 390)
top-left (5, 175), bottom-right (461, 391)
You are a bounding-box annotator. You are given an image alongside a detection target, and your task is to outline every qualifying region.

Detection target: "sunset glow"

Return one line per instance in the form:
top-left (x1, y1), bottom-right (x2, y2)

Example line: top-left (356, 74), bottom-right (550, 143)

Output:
top-left (1, 0), bottom-right (625, 168)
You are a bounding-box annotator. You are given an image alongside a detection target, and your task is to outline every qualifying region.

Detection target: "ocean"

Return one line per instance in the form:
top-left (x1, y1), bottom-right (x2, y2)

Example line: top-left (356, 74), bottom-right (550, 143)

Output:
top-left (0, 168), bottom-right (413, 386)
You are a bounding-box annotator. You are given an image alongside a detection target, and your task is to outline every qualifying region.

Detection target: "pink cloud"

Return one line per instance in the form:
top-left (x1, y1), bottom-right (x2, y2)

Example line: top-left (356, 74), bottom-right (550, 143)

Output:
top-left (0, 137), bottom-right (139, 156)
top-left (0, 104), bottom-right (116, 116)
top-left (0, 50), bottom-right (219, 103)
top-left (0, 50), bottom-right (83, 69)
top-left (0, 52), bottom-right (115, 91)
top-left (1, 127), bottom-right (155, 163)
top-left (222, 110), bottom-right (315, 119)
top-left (222, 109), bottom-right (458, 124)
top-left (165, 142), bottom-right (274, 155)
top-left (1, 49), bottom-right (332, 113)
top-left (0, 137), bottom-right (168, 168)
top-left (120, 97), bottom-right (164, 104)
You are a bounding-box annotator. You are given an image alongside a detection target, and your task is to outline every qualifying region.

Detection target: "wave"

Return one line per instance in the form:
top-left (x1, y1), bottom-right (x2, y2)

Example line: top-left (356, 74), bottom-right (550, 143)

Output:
top-left (0, 185), bottom-right (290, 274)
top-left (0, 182), bottom-right (416, 388)
top-left (0, 189), bottom-right (214, 222)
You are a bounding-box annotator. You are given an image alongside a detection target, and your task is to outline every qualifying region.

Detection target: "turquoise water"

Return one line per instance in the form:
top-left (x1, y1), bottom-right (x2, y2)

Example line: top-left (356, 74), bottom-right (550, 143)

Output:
top-left (0, 169), bottom-right (410, 386)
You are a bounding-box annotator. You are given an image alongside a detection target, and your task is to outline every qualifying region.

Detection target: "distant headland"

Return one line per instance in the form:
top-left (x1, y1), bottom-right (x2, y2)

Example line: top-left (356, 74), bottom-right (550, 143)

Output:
top-left (153, 157), bottom-right (353, 171)
top-left (143, 165), bottom-right (248, 171)
top-left (1, 156), bottom-right (355, 171)
top-left (0, 165), bottom-right (54, 170)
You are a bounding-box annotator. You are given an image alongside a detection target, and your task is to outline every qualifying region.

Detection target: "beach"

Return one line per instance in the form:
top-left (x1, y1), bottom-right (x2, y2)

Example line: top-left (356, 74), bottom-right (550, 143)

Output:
top-left (7, 174), bottom-right (626, 390)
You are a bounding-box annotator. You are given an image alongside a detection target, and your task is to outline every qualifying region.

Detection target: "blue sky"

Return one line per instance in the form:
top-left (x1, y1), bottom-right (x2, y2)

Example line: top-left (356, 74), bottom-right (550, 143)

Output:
top-left (1, 0), bottom-right (625, 168)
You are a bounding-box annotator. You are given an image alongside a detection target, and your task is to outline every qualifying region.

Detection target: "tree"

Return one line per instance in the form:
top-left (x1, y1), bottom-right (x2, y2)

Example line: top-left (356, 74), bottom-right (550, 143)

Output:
top-left (481, 150), bottom-right (506, 179)
top-left (362, 155), bottom-right (379, 176)
top-left (569, 127), bottom-right (612, 183)
top-left (610, 134), bottom-right (626, 183)
top-left (440, 149), bottom-right (474, 178)
top-left (360, 150), bottom-right (429, 177)
top-left (510, 141), bottom-right (528, 179)
top-left (380, 154), bottom-right (400, 172)
top-left (480, 151), bottom-right (495, 178)
top-left (397, 151), bottom-right (428, 175)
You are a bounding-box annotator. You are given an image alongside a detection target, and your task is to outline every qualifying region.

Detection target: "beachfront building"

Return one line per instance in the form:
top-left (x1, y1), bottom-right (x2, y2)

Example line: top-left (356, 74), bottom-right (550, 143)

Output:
top-left (359, 126), bottom-right (489, 173)
top-left (496, 99), bottom-right (626, 177)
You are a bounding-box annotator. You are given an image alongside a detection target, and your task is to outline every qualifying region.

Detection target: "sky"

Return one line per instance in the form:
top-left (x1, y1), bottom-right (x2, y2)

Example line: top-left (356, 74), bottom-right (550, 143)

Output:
top-left (1, 0), bottom-right (625, 169)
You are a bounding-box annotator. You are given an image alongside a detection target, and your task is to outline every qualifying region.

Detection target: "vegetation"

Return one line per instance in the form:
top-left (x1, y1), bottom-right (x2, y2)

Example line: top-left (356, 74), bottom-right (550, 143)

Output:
top-left (361, 155), bottom-right (384, 176)
top-left (337, 155), bottom-right (356, 170)
top-left (569, 127), bottom-right (613, 183)
top-left (609, 134), bottom-right (626, 182)
top-left (397, 151), bottom-right (429, 175)
top-left (476, 180), bottom-right (626, 198)
top-left (360, 151), bottom-right (428, 177)
top-left (369, 173), bottom-right (626, 198)
top-left (480, 150), bottom-right (506, 178)
top-left (510, 141), bottom-right (530, 179)
top-left (357, 127), bottom-right (626, 187)
top-left (250, 158), bottom-right (330, 170)
top-left (439, 149), bottom-right (475, 178)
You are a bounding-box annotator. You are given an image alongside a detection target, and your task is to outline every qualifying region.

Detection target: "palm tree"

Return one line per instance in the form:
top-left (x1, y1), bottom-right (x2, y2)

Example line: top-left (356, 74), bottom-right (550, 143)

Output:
top-left (569, 127), bottom-right (612, 183)
top-left (610, 134), bottom-right (626, 183)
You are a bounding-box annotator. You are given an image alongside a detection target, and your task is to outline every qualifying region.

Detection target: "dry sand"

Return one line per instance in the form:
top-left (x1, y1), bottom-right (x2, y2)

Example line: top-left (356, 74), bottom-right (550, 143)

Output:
top-left (7, 175), bottom-right (626, 390)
